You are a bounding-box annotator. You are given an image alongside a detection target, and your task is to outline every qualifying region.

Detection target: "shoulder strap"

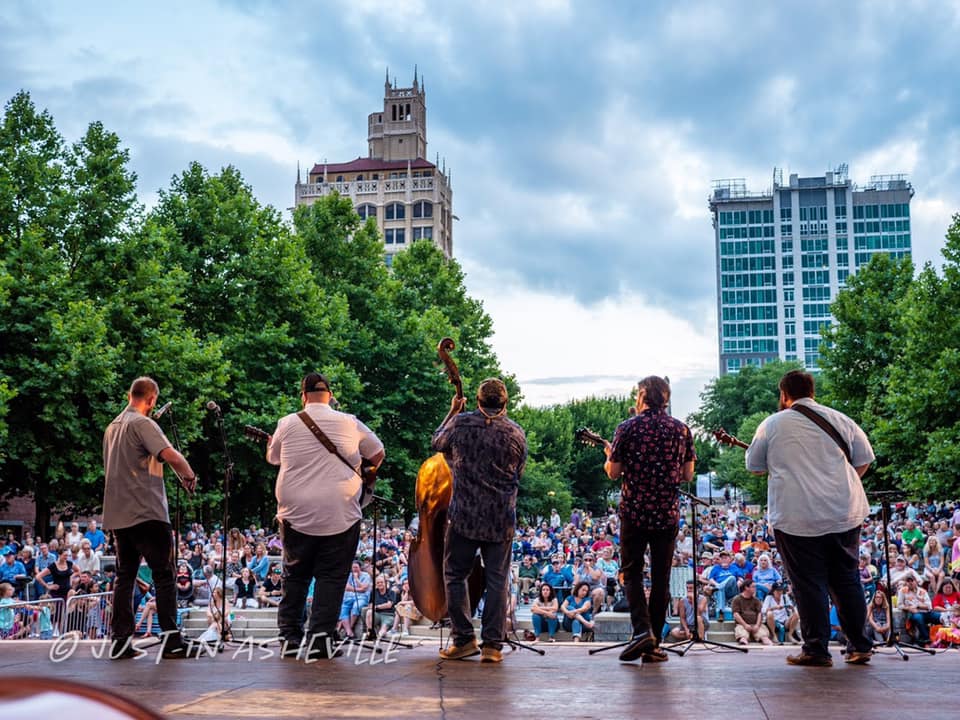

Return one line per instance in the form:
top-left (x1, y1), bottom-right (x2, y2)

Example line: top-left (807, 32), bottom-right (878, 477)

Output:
top-left (296, 411), bottom-right (359, 477)
top-left (789, 404), bottom-right (853, 465)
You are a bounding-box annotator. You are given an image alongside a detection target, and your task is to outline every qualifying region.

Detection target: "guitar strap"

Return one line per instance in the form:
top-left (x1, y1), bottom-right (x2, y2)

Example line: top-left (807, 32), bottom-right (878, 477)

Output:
top-left (790, 403), bottom-right (853, 465)
top-left (296, 411), bottom-right (360, 478)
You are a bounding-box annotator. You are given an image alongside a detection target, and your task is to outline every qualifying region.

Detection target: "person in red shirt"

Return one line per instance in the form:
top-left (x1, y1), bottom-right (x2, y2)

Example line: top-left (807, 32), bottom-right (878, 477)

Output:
top-left (932, 577), bottom-right (960, 621)
top-left (590, 531), bottom-right (613, 554)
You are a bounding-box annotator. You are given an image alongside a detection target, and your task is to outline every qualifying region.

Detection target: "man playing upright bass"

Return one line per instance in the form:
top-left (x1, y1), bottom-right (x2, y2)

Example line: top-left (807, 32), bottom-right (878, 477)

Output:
top-left (432, 378), bottom-right (527, 663)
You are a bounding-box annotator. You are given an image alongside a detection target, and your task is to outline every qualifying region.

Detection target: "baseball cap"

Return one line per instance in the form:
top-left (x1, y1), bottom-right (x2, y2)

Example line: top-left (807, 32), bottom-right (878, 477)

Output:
top-left (301, 372), bottom-right (331, 394)
top-left (0, 547), bottom-right (13, 556)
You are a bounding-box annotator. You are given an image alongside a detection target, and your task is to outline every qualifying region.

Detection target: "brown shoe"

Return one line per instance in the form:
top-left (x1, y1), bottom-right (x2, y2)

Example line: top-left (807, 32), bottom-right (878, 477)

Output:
top-left (844, 651), bottom-right (872, 665)
top-left (439, 638), bottom-right (479, 660)
top-left (641, 647), bottom-right (669, 663)
top-left (786, 652), bottom-right (832, 667)
top-left (480, 646), bottom-right (503, 663)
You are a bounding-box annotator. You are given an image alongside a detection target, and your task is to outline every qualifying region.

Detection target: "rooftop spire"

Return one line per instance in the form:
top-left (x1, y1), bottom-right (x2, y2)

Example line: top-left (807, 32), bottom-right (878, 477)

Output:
top-left (413, 64), bottom-right (418, 89)
top-left (296, 161), bottom-right (301, 185)
top-left (385, 66), bottom-right (390, 88)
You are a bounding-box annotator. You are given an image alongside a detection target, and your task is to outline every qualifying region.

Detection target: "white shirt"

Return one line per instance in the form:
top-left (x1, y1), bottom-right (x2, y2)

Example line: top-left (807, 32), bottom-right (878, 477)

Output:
top-left (745, 398), bottom-right (873, 537)
top-left (268, 402), bottom-right (383, 536)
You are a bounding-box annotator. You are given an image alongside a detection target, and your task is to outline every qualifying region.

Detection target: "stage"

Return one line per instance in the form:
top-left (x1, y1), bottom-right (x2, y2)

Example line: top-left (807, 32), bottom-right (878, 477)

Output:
top-left (1, 639), bottom-right (956, 719)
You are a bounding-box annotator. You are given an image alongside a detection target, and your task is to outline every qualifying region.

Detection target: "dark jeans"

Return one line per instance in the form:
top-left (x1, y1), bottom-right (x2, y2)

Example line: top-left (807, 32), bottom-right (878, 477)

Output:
top-left (278, 520), bottom-right (360, 646)
top-left (620, 524), bottom-right (676, 641)
top-left (774, 527), bottom-right (872, 657)
top-left (112, 520), bottom-right (179, 642)
top-left (444, 526), bottom-right (512, 650)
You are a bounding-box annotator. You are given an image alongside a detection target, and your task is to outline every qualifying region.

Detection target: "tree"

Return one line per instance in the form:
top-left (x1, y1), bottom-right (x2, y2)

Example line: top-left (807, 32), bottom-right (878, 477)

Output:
top-left (687, 360), bottom-right (801, 440)
top-left (713, 412), bottom-right (767, 502)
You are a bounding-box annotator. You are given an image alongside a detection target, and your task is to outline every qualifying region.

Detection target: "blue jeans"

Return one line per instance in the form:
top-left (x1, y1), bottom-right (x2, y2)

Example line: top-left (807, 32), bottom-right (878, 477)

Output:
top-left (714, 576), bottom-right (739, 608)
top-left (562, 612), bottom-right (592, 637)
top-left (907, 611), bottom-right (941, 644)
top-left (532, 613), bottom-right (558, 638)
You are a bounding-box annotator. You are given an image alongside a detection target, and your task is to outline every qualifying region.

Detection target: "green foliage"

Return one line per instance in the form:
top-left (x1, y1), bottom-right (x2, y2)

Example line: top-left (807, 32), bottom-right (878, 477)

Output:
top-left (713, 412), bottom-right (767, 502)
top-left (687, 360), bottom-right (801, 438)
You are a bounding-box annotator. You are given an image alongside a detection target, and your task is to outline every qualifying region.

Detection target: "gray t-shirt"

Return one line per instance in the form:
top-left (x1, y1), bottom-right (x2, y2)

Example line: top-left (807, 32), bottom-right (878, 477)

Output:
top-left (102, 408), bottom-right (172, 530)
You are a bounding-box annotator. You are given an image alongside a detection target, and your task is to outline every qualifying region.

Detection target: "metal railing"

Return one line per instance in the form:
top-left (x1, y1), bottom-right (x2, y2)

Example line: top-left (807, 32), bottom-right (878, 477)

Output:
top-left (0, 596), bottom-right (64, 639)
top-left (62, 591), bottom-right (113, 638)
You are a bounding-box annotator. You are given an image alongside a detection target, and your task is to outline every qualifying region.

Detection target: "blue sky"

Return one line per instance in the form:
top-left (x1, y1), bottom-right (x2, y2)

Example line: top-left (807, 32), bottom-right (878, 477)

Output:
top-left (3, 1), bottom-right (959, 419)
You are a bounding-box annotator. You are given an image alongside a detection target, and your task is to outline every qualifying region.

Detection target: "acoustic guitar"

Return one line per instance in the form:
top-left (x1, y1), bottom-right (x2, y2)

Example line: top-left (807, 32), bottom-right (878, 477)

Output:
top-left (712, 428), bottom-right (749, 450)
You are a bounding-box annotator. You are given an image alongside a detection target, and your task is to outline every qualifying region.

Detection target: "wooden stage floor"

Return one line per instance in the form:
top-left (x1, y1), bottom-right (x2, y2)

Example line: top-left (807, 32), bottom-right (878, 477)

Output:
top-left (1, 639), bottom-right (958, 719)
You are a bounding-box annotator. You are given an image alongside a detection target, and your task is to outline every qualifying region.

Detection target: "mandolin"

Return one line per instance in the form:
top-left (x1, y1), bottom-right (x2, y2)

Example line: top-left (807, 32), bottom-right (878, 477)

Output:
top-left (712, 427), bottom-right (749, 450)
top-left (574, 427), bottom-right (608, 449)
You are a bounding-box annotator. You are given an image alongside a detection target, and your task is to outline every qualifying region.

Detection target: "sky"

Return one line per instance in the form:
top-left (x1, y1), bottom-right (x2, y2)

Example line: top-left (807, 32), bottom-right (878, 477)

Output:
top-left (2, 1), bottom-right (959, 420)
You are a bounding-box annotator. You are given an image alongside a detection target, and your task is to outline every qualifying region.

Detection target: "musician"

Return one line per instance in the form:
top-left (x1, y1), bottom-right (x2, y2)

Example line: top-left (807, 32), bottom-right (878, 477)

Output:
top-left (267, 372), bottom-right (384, 660)
top-left (102, 376), bottom-right (198, 659)
top-left (745, 369), bottom-right (874, 666)
top-left (603, 376), bottom-right (695, 663)
top-left (432, 378), bottom-right (527, 663)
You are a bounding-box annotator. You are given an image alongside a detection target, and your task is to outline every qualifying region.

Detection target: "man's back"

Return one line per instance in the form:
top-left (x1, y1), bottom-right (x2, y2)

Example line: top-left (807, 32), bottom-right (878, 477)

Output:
top-left (746, 398), bottom-right (873, 536)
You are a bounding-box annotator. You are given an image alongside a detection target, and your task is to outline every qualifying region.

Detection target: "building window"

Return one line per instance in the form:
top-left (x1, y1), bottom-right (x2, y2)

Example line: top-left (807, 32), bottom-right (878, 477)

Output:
top-left (394, 228), bottom-right (405, 244)
top-left (385, 229), bottom-right (395, 244)
top-left (413, 227), bottom-right (433, 240)
top-left (356, 204), bottom-right (377, 221)
top-left (336, 175), bottom-right (343, 182)
top-left (385, 202), bottom-right (405, 220)
top-left (413, 201), bottom-right (433, 219)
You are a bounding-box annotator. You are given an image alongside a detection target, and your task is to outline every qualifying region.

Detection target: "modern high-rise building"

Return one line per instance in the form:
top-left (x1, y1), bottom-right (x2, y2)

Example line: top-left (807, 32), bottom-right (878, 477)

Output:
top-left (295, 68), bottom-right (454, 264)
top-left (710, 165), bottom-right (912, 374)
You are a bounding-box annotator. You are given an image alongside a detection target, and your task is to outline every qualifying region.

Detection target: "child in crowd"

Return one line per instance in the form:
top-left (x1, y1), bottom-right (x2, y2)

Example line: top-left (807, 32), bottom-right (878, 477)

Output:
top-left (0, 582), bottom-right (24, 639)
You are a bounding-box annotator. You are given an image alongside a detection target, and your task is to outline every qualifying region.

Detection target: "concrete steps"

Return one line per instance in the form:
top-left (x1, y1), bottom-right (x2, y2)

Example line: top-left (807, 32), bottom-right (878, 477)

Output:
top-left (179, 607), bottom-right (744, 644)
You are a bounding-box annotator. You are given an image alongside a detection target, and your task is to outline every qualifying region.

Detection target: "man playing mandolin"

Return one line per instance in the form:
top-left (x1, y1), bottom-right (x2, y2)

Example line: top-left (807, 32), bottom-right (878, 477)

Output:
top-left (432, 378), bottom-right (527, 663)
top-left (267, 372), bottom-right (384, 660)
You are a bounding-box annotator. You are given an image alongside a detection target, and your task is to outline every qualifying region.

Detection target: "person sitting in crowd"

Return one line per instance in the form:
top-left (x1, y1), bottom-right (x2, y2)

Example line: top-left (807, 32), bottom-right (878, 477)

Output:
top-left (83, 520), bottom-right (106, 553)
top-left (364, 574), bottom-right (397, 639)
top-left (932, 577), bottom-right (960, 622)
top-left (922, 536), bottom-right (946, 594)
top-left (596, 545), bottom-right (620, 609)
top-left (530, 582), bottom-right (559, 642)
top-left (560, 581), bottom-right (594, 642)
top-left (247, 543), bottom-right (270, 583)
top-left (858, 554), bottom-right (878, 600)
top-left (258, 564), bottom-right (283, 608)
top-left (234, 566), bottom-right (259, 609)
top-left (751, 553), bottom-right (781, 601)
top-left (732, 579), bottom-right (772, 646)
top-left (392, 578), bottom-right (420, 637)
top-left (866, 590), bottom-right (891, 644)
top-left (517, 555), bottom-right (540, 602)
top-left (932, 604), bottom-right (960, 647)
top-left (337, 561), bottom-right (371, 640)
top-left (896, 575), bottom-right (937, 646)
top-left (198, 587), bottom-right (232, 644)
top-left (730, 552), bottom-right (754, 590)
top-left (0, 582), bottom-right (25, 639)
top-left (575, 552), bottom-right (606, 615)
top-left (175, 564), bottom-right (194, 608)
top-left (225, 550), bottom-right (244, 581)
top-left (0, 547), bottom-right (28, 599)
top-left (706, 550), bottom-right (739, 613)
top-left (761, 582), bottom-right (799, 644)
top-left (666, 580), bottom-right (709, 642)
top-left (889, 554), bottom-right (921, 589)
top-left (541, 554), bottom-right (574, 602)
top-left (65, 523), bottom-right (83, 548)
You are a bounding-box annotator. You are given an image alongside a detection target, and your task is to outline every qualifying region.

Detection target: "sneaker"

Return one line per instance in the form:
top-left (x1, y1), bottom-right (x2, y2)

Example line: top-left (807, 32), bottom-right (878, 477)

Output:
top-left (844, 651), bottom-right (872, 665)
top-left (438, 638), bottom-right (480, 660)
top-left (618, 631), bottom-right (656, 662)
top-left (641, 647), bottom-right (669, 663)
top-left (480, 646), bottom-right (503, 663)
top-left (786, 652), bottom-right (832, 667)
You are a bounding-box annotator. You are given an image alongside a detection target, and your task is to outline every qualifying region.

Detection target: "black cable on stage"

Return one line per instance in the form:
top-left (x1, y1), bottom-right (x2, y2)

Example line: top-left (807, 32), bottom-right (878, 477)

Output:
top-left (434, 657), bottom-right (449, 720)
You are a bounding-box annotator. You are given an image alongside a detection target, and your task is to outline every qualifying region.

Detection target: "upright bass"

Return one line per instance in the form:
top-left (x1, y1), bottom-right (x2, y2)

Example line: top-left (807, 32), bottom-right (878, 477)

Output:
top-left (407, 338), bottom-right (484, 622)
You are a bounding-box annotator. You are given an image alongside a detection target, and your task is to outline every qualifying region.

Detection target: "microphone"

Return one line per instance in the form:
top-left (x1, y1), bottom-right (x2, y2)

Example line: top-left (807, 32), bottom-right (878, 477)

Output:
top-left (205, 400), bottom-right (222, 416)
top-left (152, 401), bottom-right (173, 420)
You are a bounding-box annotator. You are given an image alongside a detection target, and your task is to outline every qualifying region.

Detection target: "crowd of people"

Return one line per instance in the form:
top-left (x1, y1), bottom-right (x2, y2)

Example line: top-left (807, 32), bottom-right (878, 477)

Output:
top-left (4, 496), bottom-right (959, 647)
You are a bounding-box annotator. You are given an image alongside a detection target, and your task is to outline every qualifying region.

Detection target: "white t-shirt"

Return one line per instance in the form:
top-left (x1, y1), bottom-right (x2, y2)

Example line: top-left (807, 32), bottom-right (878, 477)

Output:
top-left (745, 398), bottom-right (873, 537)
top-left (268, 402), bottom-right (383, 537)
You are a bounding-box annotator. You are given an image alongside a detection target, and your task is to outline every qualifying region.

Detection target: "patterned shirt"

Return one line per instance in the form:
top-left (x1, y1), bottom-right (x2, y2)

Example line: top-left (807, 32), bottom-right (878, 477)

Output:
top-left (432, 410), bottom-right (527, 542)
top-left (610, 409), bottom-right (696, 531)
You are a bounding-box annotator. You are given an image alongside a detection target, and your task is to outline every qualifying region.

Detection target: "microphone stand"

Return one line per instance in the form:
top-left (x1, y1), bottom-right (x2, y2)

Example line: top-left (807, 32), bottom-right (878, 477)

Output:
top-left (208, 403), bottom-right (242, 652)
top-left (661, 489), bottom-right (746, 655)
top-left (360, 493), bottom-right (412, 652)
top-left (159, 405), bottom-right (184, 572)
top-left (870, 490), bottom-right (934, 660)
